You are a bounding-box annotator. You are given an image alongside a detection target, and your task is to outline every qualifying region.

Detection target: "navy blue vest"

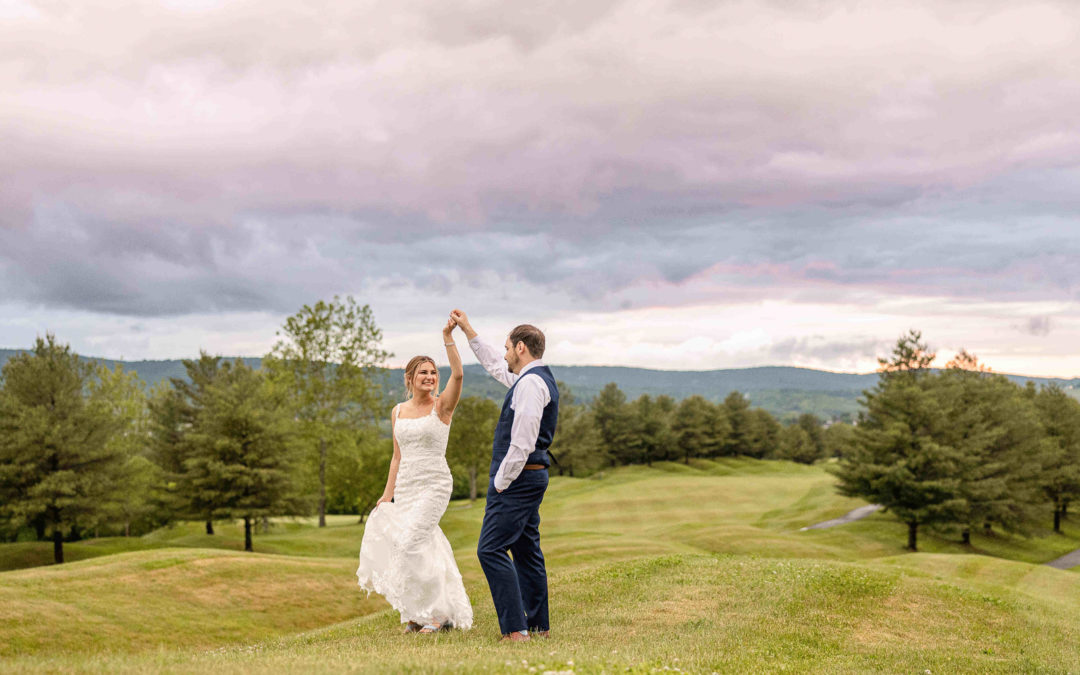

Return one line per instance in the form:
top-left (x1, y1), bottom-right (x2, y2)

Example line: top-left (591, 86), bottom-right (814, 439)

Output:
top-left (490, 364), bottom-right (559, 476)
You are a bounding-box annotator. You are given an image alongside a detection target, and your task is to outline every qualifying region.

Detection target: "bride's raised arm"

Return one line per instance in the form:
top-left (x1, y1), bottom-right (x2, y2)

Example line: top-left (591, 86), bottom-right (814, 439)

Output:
top-left (437, 318), bottom-right (464, 421)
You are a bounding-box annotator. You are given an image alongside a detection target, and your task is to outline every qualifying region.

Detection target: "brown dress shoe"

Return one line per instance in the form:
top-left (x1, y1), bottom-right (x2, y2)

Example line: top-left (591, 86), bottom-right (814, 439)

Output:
top-left (499, 632), bottom-right (531, 642)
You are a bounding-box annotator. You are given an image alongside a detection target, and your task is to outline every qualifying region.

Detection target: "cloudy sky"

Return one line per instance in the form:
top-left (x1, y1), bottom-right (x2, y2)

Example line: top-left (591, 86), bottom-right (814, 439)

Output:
top-left (2, 0), bottom-right (1079, 375)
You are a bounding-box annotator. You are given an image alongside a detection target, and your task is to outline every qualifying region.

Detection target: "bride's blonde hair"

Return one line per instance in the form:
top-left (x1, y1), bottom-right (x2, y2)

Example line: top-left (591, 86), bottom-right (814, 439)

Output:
top-left (404, 355), bottom-right (437, 399)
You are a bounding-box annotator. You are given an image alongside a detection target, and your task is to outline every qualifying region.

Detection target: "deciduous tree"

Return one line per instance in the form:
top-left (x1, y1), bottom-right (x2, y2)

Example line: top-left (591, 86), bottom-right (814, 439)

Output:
top-left (265, 296), bottom-right (390, 527)
top-left (447, 396), bottom-right (500, 501)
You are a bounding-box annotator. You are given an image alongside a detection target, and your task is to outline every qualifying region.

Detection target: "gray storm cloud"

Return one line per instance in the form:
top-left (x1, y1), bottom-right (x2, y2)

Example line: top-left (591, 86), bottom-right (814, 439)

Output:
top-left (2, 0), bottom-right (1080, 317)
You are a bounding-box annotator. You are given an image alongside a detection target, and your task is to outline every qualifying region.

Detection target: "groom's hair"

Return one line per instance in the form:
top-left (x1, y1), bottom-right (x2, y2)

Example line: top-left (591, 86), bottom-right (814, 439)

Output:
top-left (509, 324), bottom-right (545, 359)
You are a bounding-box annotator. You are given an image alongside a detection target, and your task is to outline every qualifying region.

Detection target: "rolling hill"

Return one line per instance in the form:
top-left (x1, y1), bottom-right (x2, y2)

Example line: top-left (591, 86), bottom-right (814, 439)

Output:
top-left (1, 459), bottom-right (1079, 672)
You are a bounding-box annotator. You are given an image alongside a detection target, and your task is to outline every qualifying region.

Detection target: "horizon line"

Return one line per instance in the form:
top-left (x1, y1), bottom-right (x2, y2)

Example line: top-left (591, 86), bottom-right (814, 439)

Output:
top-left (2, 347), bottom-right (1078, 382)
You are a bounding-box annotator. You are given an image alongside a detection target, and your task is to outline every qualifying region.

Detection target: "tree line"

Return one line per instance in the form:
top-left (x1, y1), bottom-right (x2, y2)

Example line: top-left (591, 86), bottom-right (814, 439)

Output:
top-left (0, 297), bottom-right (392, 561)
top-left (544, 382), bottom-right (850, 476)
top-left (3, 305), bottom-right (1075, 561)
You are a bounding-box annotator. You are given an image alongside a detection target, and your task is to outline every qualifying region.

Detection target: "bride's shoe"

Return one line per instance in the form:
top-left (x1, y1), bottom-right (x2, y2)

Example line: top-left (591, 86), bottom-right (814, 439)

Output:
top-left (419, 622), bottom-right (451, 633)
top-left (403, 621), bottom-right (423, 633)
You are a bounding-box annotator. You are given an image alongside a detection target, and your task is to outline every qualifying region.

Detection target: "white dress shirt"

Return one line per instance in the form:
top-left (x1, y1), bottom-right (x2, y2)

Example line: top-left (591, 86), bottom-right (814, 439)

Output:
top-left (468, 335), bottom-right (552, 491)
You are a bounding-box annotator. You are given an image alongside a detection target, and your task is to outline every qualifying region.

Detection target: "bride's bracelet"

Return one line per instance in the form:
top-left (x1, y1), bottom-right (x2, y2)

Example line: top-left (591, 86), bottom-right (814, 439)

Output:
top-left (444, 342), bottom-right (456, 347)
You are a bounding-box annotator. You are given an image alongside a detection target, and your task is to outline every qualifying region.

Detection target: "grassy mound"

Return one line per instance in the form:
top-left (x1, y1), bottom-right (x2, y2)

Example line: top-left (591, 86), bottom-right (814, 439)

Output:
top-left (0, 548), bottom-right (385, 657)
top-left (6, 553), bottom-right (1080, 673)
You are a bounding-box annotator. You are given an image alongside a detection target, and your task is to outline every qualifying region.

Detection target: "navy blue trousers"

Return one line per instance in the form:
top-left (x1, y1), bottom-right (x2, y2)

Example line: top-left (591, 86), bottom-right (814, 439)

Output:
top-left (476, 468), bottom-right (549, 635)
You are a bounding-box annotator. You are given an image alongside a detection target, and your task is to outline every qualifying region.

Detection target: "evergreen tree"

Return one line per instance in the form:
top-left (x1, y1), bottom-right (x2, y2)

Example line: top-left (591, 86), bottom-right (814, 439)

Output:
top-left (940, 358), bottom-right (1046, 542)
top-left (591, 383), bottom-right (635, 466)
top-left (1029, 384), bottom-right (1080, 533)
top-left (548, 383), bottom-right (605, 477)
top-left (744, 408), bottom-right (781, 459)
top-left (830, 331), bottom-right (966, 551)
top-left (185, 360), bottom-right (307, 552)
top-left (720, 392), bottom-right (752, 456)
top-left (0, 336), bottom-right (140, 563)
top-left (147, 353), bottom-right (226, 534)
top-left (447, 396), bottom-right (500, 501)
top-left (672, 395), bottom-right (728, 463)
top-left (265, 296), bottom-right (390, 527)
top-left (776, 424), bottom-right (820, 464)
top-left (795, 414), bottom-right (826, 461)
top-left (627, 395), bottom-right (675, 465)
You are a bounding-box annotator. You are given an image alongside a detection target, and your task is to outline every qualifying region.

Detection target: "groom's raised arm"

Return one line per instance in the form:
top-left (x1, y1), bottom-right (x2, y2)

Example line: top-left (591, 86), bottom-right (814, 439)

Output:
top-left (451, 309), bottom-right (516, 388)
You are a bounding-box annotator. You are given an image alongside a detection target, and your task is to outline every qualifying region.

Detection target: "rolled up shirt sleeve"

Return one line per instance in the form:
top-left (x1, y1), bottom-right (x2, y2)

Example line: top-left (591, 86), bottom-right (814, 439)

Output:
top-left (493, 370), bottom-right (551, 491)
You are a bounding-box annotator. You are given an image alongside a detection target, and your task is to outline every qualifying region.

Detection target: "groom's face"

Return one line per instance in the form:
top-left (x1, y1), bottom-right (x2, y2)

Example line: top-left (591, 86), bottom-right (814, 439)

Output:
top-left (504, 337), bottom-right (523, 374)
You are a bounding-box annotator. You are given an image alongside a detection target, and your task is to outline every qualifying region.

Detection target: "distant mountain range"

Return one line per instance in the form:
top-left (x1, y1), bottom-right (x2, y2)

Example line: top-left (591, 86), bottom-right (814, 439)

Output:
top-left (2, 348), bottom-right (1077, 422)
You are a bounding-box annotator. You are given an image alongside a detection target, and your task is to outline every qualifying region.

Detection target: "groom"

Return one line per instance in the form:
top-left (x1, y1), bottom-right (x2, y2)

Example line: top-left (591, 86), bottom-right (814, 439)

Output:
top-left (450, 309), bottom-right (559, 642)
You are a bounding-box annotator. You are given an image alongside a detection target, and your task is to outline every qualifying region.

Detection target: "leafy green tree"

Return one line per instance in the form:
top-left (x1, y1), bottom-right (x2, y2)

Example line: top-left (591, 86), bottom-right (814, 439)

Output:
top-left (354, 438), bottom-right (393, 521)
top-left (672, 395), bottom-right (728, 463)
top-left (447, 396), bottom-right (500, 501)
top-left (185, 360), bottom-right (307, 552)
top-left (830, 331), bottom-right (966, 551)
top-left (265, 296), bottom-right (390, 527)
top-left (0, 336), bottom-right (141, 563)
top-left (325, 427), bottom-right (387, 521)
top-left (109, 455), bottom-right (167, 537)
top-left (1029, 384), bottom-right (1080, 533)
top-left (823, 422), bottom-right (856, 458)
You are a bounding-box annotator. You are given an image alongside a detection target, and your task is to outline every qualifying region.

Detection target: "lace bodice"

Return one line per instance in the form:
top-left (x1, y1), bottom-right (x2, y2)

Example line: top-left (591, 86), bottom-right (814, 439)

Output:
top-left (394, 401), bottom-right (451, 463)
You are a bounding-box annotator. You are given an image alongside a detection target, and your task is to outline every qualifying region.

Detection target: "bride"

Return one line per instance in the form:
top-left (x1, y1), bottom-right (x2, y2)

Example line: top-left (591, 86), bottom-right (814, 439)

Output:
top-left (356, 318), bottom-right (473, 632)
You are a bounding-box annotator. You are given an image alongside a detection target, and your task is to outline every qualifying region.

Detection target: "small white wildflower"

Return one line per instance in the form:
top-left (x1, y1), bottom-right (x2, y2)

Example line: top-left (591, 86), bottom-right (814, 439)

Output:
top-left (568, 660), bottom-right (574, 666)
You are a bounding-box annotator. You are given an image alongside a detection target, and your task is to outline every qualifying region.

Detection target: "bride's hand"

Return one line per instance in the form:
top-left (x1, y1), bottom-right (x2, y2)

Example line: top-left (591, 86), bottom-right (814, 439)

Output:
top-left (376, 494), bottom-right (393, 508)
top-left (442, 318), bottom-right (456, 340)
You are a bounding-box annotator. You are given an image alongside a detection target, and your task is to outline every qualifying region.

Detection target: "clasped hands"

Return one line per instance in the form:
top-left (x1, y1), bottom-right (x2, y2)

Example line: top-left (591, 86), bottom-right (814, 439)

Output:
top-left (444, 309), bottom-right (474, 342)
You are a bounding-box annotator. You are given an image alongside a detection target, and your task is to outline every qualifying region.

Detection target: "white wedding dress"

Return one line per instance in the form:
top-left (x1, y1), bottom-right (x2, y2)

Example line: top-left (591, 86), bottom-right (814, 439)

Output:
top-left (356, 402), bottom-right (473, 629)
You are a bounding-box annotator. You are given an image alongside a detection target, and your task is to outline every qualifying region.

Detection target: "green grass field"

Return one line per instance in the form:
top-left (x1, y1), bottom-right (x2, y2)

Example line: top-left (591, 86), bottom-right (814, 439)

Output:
top-left (2, 458), bottom-right (1079, 673)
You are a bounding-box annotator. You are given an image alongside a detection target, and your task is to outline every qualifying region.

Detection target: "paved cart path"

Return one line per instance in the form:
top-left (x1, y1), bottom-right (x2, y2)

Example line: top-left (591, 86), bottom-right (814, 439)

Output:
top-left (801, 504), bottom-right (1080, 570)
top-left (799, 504), bottom-right (883, 531)
top-left (1046, 548), bottom-right (1080, 570)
